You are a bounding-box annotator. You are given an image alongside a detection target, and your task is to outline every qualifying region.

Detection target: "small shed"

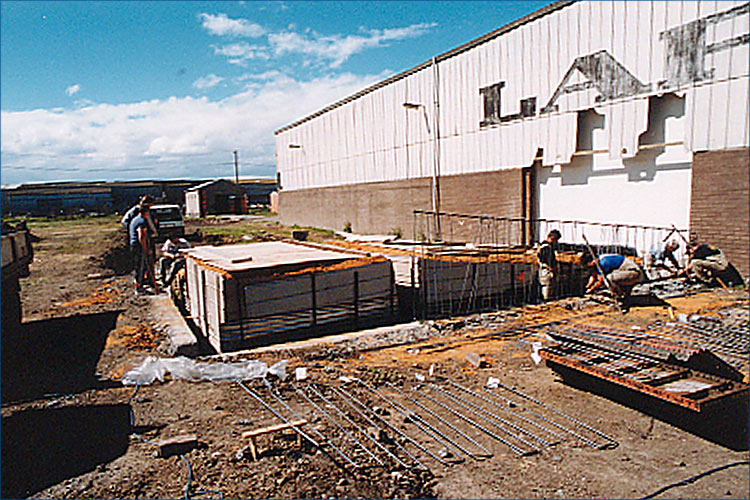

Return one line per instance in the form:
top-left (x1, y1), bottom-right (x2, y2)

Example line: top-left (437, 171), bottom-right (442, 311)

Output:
top-left (184, 241), bottom-right (396, 352)
top-left (185, 179), bottom-right (247, 218)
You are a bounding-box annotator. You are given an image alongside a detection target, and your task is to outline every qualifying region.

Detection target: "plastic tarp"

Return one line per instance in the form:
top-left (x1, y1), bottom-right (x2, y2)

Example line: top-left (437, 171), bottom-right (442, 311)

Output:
top-left (122, 356), bottom-right (287, 386)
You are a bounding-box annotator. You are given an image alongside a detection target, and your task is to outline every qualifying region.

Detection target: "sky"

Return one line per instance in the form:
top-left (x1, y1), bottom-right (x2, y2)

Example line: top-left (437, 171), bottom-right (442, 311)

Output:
top-left (1, 1), bottom-right (552, 186)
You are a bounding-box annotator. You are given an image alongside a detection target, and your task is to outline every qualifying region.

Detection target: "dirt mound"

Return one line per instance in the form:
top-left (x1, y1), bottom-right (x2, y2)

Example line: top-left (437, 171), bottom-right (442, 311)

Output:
top-left (94, 239), bottom-right (133, 275)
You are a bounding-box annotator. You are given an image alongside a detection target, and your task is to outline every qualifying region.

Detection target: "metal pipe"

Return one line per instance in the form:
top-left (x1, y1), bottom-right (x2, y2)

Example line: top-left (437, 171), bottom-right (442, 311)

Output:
top-left (444, 379), bottom-right (566, 443)
top-left (301, 385), bottom-right (384, 466)
top-left (358, 379), bottom-right (465, 462)
top-left (493, 382), bottom-right (619, 449)
top-left (412, 209), bottom-right (687, 234)
top-left (336, 385), bottom-right (444, 467)
top-left (414, 385), bottom-right (529, 456)
top-left (427, 384), bottom-right (545, 450)
top-left (328, 386), bottom-right (417, 469)
top-left (385, 382), bottom-right (493, 459)
top-left (260, 382), bottom-right (359, 468)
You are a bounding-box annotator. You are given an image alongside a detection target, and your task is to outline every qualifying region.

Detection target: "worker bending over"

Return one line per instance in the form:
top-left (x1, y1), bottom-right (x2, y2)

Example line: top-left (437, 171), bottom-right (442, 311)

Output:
top-left (581, 253), bottom-right (644, 306)
top-left (643, 240), bottom-right (681, 279)
top-left (679, 241), bottom-right (731, 286)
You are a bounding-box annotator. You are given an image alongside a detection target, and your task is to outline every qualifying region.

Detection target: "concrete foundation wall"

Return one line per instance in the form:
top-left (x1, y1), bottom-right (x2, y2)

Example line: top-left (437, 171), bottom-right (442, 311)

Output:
top-left (690, 148), bottom-right (749, 279)
top-left (279, 169), bottom-right (524, 237)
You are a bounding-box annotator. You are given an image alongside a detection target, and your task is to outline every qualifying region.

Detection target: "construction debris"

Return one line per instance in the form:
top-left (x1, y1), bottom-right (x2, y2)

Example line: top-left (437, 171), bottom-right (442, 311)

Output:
top-left (156, 434), bottom-right (198, 458)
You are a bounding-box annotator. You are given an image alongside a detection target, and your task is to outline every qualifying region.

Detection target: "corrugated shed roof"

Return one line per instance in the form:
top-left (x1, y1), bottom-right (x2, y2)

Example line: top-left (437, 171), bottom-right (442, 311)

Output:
top-left (275, 0), bottom-right (573, 135)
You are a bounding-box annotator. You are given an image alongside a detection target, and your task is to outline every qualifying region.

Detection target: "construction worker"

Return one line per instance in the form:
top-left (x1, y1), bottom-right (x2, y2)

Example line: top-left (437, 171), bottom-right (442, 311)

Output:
top-left (643, 240), bottom-right (681, 279)
top-left (581, 253), bottom-right (644, 305)
top-left (680, 242), bottom-right (730, 285)
top-left (537, 229), bottom-right (561, 301)
top-left (158, 237), bottom-right (191, 286)
top-left (130, 205), bottom-right (155, 295)
top-left (121, 195), bottom-right (154, 232)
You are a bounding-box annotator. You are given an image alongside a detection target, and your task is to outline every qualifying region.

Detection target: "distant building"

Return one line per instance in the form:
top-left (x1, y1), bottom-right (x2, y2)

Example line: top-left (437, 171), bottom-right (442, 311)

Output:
top-left (185, 179), bottom-right (248, 218)
top-left (1, 183), bottom-right (113, 216)
top-left (0, 178), bottom-right (275, 217)
top-left (237, 179), bottom-right (277, 205)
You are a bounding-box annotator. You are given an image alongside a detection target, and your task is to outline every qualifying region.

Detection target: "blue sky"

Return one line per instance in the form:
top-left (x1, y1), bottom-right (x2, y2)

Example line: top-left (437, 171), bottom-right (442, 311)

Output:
top-left (1, 1), bottom-right (552, 185)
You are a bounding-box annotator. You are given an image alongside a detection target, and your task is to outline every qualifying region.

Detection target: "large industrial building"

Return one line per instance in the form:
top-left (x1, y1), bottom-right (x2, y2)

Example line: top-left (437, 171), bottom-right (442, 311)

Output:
top-left (275, 0), bottom-right (749, 278)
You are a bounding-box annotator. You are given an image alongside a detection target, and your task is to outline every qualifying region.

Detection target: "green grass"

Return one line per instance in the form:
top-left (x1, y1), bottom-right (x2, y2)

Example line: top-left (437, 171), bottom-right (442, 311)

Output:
top-left (4, 213), bottom-right (120, 230)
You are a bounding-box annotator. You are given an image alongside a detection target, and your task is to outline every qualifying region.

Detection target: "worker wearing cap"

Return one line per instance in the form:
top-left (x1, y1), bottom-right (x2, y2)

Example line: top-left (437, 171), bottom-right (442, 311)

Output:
top-left (537, 229), bottom-right (561, 301)
top-left (581, 253), bottom-right (644, 304)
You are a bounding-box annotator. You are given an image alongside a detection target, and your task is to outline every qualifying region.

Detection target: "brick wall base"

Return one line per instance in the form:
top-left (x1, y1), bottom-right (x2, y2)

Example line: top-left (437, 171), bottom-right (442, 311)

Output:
top-left (279, 169), bottom-right (524, 237)
top-left (690, 148), bottom-right (749, 279)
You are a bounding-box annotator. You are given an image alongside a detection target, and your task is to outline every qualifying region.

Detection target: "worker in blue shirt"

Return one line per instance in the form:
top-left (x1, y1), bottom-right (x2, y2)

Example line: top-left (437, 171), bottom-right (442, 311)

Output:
top-left (581, 252), bottom-right (644, 304)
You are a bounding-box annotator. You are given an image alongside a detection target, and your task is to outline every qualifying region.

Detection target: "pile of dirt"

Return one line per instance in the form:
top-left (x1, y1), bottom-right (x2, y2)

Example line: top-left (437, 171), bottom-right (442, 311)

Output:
top-left (94, 239), bottom-right (133, 275)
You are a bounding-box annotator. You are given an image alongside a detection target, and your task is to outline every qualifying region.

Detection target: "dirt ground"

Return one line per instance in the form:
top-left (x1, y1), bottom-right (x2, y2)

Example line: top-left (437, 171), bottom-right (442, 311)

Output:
top-left (1, 214), bottom-right (748, 499)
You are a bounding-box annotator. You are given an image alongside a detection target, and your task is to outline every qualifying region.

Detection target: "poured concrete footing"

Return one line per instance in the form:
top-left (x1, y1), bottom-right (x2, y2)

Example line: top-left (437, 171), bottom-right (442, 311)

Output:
top-left (147, 294), bottom-right (200, 356)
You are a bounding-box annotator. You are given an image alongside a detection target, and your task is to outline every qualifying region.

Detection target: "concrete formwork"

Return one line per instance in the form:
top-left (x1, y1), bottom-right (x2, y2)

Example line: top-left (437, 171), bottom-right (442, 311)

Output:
top-left (184, 241), bottom-right (396, 352)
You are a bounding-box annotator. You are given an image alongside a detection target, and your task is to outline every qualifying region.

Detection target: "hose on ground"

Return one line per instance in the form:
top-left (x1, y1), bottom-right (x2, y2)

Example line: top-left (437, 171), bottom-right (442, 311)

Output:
top-left (128, 384), bottom-right (223, 499)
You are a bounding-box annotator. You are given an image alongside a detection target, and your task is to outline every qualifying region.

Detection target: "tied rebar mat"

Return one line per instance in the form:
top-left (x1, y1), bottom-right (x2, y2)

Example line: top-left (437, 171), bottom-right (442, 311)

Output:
top-left (412, 210), bottom-right (688, 318)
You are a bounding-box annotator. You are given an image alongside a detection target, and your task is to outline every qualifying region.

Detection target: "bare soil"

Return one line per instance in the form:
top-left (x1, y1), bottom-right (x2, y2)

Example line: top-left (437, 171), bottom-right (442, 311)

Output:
top-left (1, 215), bottom-right (748, 499)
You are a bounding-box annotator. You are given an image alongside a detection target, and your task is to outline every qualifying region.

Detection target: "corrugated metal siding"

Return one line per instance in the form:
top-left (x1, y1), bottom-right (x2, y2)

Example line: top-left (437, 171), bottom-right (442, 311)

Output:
top-left (277, 1), bottom-right (749, 192)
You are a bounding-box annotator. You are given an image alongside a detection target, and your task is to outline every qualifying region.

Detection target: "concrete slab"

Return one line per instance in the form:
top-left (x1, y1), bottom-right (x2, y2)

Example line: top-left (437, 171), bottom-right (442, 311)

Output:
top-left (147, 294), bottom-right (200, 356)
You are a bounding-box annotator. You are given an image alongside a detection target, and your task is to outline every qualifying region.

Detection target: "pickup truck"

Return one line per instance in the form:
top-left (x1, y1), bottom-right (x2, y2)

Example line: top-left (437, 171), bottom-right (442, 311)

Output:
top-left (150, 204), bottom-right (185, 240)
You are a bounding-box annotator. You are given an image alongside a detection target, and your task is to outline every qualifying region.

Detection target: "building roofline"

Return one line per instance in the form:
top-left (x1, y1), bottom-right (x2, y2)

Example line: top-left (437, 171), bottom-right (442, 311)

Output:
top-left (275, 0), bottom-right (573, 135)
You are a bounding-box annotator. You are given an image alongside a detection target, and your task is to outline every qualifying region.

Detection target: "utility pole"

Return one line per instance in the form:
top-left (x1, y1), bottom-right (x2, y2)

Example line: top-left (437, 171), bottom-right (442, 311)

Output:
top-left (233, 150), bottom-right (239, 184)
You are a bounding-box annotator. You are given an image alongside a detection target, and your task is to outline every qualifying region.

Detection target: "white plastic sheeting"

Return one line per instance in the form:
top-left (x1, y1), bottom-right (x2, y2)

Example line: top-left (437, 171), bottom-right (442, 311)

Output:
top-left (121, 356), bottom-right (288, 385)
top-left (276, 1), bottom-right (749, 192)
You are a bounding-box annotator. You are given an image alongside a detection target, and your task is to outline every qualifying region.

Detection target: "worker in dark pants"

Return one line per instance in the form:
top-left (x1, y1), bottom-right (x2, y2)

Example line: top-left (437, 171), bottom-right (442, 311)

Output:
top-left (537, 229), bottom-right (561, 301)
top-left (130, 205), bottom-right (155, 295)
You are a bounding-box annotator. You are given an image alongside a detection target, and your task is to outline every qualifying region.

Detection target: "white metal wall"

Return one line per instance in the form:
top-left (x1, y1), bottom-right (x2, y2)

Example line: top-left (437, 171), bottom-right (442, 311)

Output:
top-left (537, 93), bottom-right (693, 242)
top-left (276, 1), bottom-right (749, 192)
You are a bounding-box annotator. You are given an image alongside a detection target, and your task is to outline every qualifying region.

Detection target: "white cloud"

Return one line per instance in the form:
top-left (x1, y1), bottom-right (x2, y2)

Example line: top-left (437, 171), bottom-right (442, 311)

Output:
top-left (1, 73), bottom-right (383, 184)
top-left (212, 42), bottom-right (269, 65)
top-left (205, 19), bottom-right (436, 68)
top-left (268, 22), bottom-right (436, 67)
top-left (199, 13), bottom-right (265, 37)
top-left (66, 84), bottom-right (81, 96)
top-left (235, 70), bottom-right (285, 82)
top-left (193, 74), bottom-right (224, 90)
